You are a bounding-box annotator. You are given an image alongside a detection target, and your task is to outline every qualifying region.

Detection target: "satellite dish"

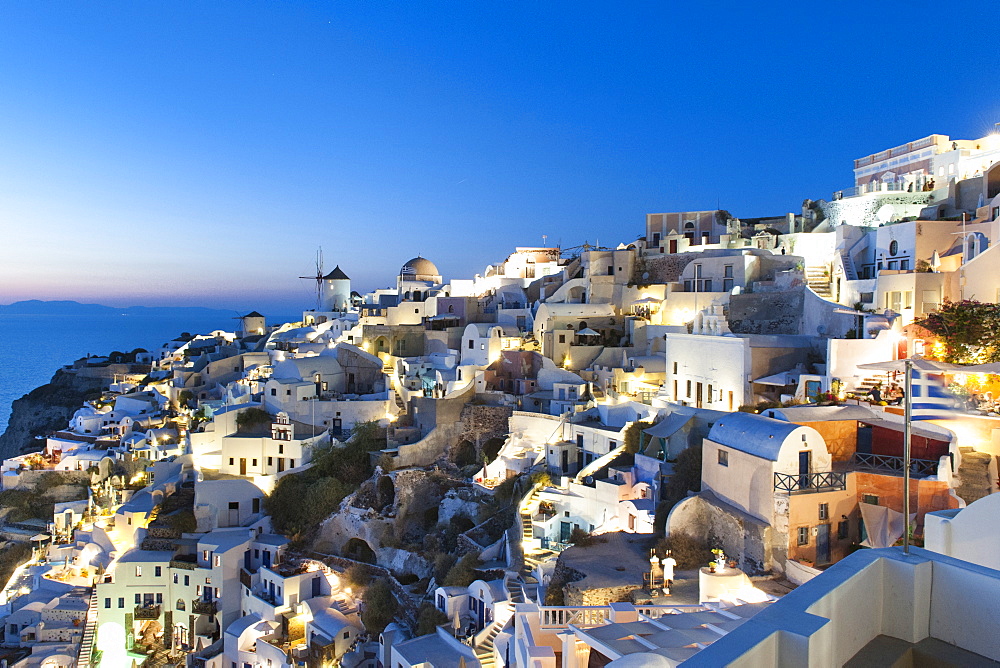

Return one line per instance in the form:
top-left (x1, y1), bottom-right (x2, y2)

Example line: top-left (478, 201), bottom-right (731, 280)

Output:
top-left (642, 272), bottom-right (650, 280)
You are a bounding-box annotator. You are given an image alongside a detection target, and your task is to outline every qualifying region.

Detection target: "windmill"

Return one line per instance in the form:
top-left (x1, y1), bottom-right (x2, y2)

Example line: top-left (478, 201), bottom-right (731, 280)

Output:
top-left (299, 247), bottom-right (324, 310)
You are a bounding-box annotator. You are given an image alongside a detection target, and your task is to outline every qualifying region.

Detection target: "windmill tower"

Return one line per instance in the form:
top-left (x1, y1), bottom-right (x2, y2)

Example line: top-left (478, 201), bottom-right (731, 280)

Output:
top-left (321, 266), bottom-right (351, 312)
top-left (299, 248), bottom-right (324, 310)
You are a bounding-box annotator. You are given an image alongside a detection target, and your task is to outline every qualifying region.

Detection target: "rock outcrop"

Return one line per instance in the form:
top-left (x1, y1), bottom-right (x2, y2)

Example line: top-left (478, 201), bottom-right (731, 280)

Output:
top-left (0, 369), bottom-right (106, 459)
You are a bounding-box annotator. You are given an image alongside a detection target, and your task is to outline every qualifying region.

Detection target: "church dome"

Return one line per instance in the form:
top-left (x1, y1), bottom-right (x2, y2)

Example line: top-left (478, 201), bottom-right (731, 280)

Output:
top-left (400, 256), bottom-right (440, 280)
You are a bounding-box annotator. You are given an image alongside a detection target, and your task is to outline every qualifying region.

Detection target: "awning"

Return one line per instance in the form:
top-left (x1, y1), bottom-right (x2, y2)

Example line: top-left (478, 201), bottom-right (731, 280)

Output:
top-left (577, 328), bottom-right (601, 337)
top-left (643, 412), bottom-right (693, 439)
top-left (753, 370), bottom-right (801, 386)
top-left (858, 357), bottom-right (1000, 375)
top-left (857, 357), bottom-right (963, 373)
top-left (859, 503), bottom-right (914, 549)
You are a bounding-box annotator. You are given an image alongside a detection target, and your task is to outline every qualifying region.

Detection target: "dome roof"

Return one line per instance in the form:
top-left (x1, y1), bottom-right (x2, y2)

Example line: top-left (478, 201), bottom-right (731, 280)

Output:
top-left (400, 256), bottom-right (440, 278)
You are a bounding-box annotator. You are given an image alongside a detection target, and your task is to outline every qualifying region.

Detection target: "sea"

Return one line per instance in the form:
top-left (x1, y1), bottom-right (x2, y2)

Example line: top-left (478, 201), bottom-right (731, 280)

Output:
top-left (0, 312), bottom-right (295, 433)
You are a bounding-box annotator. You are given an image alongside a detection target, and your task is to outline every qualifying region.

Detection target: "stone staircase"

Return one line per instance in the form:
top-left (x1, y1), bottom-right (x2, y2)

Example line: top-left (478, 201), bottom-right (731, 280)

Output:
top-left (76, 589), bottom-right (99, 668)
top-left (805, 264), bottom-right (833, 299)
top-left (955, 447), bottom-right (993, 505)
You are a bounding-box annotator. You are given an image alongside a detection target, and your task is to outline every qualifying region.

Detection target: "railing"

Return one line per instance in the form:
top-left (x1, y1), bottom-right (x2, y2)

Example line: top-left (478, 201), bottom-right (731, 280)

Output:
top-left (538, 604), bottom-right (709, 629)
top-left (134, 605), bottom-right (161, 620)
top-left (540, 606), bottom-right (609, 629)
top-left (539, 538), bottom-right (571, 552)
top-left (192, 599), bottom-right (218, 615)
top-left (851, 453), bottom-right (938, 478)
top-left (774, 471), bottom-right (847, 494)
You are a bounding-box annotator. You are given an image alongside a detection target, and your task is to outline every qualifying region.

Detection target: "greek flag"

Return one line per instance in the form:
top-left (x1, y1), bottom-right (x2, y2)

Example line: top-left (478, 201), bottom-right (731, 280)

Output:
top-left (910, 369), bottom-right (957, 420)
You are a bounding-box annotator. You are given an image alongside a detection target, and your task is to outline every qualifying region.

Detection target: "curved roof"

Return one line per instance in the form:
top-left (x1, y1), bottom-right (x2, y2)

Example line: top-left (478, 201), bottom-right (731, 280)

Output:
top-left (707, 412), bottom-right (802, 461)
top-left (400, 256), bottom-right (440, 277)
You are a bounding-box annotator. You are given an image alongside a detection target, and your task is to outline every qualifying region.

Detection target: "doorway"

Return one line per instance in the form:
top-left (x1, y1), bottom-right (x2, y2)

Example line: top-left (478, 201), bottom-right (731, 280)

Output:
top-left (798, 451), bottom-right (811, 490)
top-left (816, 524), bottom-right (831, 564)
top-left (239, 458), bottom-right (247, 476)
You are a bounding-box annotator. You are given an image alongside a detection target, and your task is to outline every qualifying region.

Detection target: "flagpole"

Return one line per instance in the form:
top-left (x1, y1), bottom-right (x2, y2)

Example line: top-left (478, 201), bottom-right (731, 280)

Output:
top-left (903, 359), bottom-right (912, 554)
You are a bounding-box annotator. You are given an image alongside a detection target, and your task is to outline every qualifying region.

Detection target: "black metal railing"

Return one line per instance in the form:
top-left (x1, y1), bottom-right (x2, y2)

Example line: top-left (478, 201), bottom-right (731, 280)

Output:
top-left (851, 452), bottom-right (938, 478)
top-left (134, 605), bottom-right (161, 620)
top-left (774, 471), bottom-right (847, 494)
top-left (192, 599), bottom-right (217, 615)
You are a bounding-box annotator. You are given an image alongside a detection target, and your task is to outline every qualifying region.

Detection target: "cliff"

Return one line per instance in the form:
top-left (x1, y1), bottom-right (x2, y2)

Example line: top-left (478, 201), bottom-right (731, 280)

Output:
top-left (0, 369), bottom-right (106, 459)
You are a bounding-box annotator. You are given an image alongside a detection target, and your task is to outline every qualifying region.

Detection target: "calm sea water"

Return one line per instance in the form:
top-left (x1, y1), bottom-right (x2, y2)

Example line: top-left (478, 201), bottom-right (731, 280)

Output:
top-left (0, 313), bottom-right (294, 433)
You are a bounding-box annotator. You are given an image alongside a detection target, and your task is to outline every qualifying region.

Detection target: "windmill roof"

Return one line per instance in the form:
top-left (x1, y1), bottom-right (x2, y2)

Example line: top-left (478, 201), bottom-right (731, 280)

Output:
top-left (323, 266), bottom-right (350, 280)
top-left (242, 311), bottom-right (265, 318)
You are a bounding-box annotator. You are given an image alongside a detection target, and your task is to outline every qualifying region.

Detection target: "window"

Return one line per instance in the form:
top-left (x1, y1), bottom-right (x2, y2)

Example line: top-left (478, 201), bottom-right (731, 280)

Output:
top-left (344, 631), bottom-right (350, 639)
top-left (797, 527), bottom-right (809, 546)
top-left (278, 443), bottom-right (284, 454)
top-left (229, 501), bottom-right (239, 511)
top-left (558, 334), bottom-right (566, 343)
top-left (154, 566), bottom-right (161, 577)
top-left (289, 459), bottom-right (295, 468)
top-left (214, 554), bottom-right (221, 567)
top-left (468, 339), bottom-right (473, 349)
top-left (270, 388), bottom-right (276, 396)
top-left (104, 598), bottom-right (111, 609)
top-left (819, 503), bottom-right (829, 520)
top-left (252, 459), bottom-right (257, 466)
top-left (673, 362), bottom-right (678, 374)
top-left (229, 458), bottom-right (234, 466)
top-left (838, 521), bottom-right (849, 539)
top-left (173, 574), bottom-right (178, 584)
top-left (155, 593), bottom-right (163, 604)
top-left (707, 384), bottom-right (713, 403)
top-left (267, 457), bottom-right (273, 466)
top-left (184, 575), bottom-right (190, 586)
top-left (480, 343), bottom-right (485, 350)
top-left (863, 494), bottom-right (879, 505)
top-left (118, 597), bottom-right (125, 608)
top-left (135, 594), bottom-right (141, 605)
top-left (718, 449), bottom-right (729, 466)
top-left (686, 380), bottom-right (692, 397)
top-left (889, 240), bottom-right (898, 256)
top-left (136, 566), bottom-right (142, 577)
top-left (252, 498), bottom-right (261, 514)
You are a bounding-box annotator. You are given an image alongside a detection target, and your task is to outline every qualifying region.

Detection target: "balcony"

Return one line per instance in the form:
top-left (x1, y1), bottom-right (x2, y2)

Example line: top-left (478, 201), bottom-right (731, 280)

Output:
top-left (134, 605), bottom-right (161, 620)
top-left (774, 471), bottom-right (847, 494)
top-left (192, 599), bottom-right (218, 615)
top-left (851, 453), bottom-right (938, 479)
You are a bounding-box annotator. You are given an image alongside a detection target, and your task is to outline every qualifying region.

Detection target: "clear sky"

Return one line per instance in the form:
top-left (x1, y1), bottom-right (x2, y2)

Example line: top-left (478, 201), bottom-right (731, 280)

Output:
top-left (1, 1), bottom-right (998, 313)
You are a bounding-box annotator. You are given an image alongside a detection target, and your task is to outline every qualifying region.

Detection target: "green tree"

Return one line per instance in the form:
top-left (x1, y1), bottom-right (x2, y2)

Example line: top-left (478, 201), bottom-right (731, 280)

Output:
top-left (918, 299), bottom-right (1000, 363)
top-left (654, 445), bottom-right (702, 532)
top-left (443, 552), bottom-right (481, 587)
top-left (415, 604), bottom-right (450, 635)
top-left (361, 579), bottom-right (398, 633)
top-left (236, 407), bottom-right (272, 432)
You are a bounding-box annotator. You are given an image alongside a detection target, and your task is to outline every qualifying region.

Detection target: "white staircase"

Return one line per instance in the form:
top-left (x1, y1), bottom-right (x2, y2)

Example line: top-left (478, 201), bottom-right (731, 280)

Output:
top-left (76, 589), bottom-right (99, 668)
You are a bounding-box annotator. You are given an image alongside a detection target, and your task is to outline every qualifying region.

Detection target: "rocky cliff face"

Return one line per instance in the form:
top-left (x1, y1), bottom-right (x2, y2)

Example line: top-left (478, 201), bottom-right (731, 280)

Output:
top-left (0, 369), bottom-right (106, 458)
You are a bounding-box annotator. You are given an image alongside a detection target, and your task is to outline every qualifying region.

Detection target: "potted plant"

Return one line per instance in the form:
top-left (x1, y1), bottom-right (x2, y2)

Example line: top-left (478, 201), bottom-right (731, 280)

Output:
top-left (708, 561), bottom-right (717, 573)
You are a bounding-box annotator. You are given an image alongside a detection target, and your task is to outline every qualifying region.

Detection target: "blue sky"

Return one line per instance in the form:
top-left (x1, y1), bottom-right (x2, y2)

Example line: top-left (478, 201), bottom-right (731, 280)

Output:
top-left (1, 1), bottom-right (998, 313)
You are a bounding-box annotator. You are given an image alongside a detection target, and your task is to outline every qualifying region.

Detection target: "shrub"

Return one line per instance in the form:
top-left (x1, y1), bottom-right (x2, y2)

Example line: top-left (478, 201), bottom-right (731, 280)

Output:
top-left (433, 553), bottom-right (457, 583)
top-left (568, 527), bottom-right (603, 547)
top-left (343, 564), bottom-right (372, 588)
top-left (235, 407), bottom-right (272, 432)
top-left (443, 552), bottom-right (480, 587)
top-left (654, 445), bottom-right (702, 533)
top-left (360, 579), bottom-right (398, 633)
top-left (655, 532), bottom-right (714, 570)
top-left (529, 471), bottom-right (552, 488)
top-left (167, 510), bottom-right (197, 534)
top-left (416, 604), bottom-right (450, 636)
